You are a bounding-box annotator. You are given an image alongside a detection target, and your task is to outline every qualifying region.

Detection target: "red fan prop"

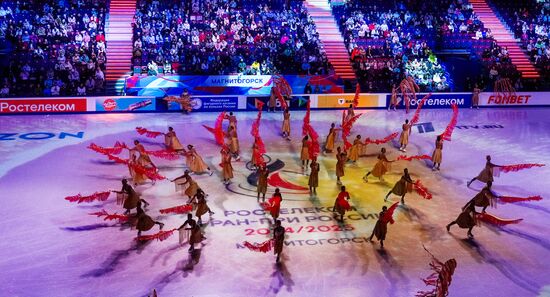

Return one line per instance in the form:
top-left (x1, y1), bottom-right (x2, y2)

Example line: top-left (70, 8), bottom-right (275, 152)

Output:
top-left (65, 191), bottom-right (111, 203)
top-left (409, 94), bottom-right (431, 125)
top-left (250, 101), bottom-right (267, 166)
top-left (416, 246), bottom-right (457, 297)
top-left (159, 204), bottom-right (194, 214)
top-left (477, 213), bottom-right (523, 226)
top-left (202, 111), bottom-right (227, 146)
top-left (302, 102), bottom-right (320, 158)
top-left (136, 229), bottom-right (177, 242)
top-left (129, 163), bottom-right (166, 181)
top-left (136, 127), bottom-right (163, 138)
top-left (87, 142), bottom-right (126, 155)
top-left (145, 149), bottom-right (180, 160)
top-left (381, 202), bottom-right (400, 224)
top-left (440, 104), bottom-right (459, 141)
top-left (364, 132), bottom-right (399, 145)
top-left (497, 195), bottom-right (543, 204)
top-left (272, 75), bottom-right (291, 109)
top-left (397, 154), bottom-right (432, 161)
top-left (89, 209), bottom-right (129, 222)
top-left (413, 180), bottom-right (433, 200)
top-left (342, 113), bottom-right (363, 149)
top-left (499, 163), bottom-right (545, 173)
top-left (243, 239), bottom-right (274, 253)
top-left (352, 83), bottom-right (360, 108)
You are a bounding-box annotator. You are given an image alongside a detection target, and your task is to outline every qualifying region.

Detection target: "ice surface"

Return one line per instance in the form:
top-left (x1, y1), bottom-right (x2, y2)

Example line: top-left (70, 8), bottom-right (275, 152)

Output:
top-left (0, 108), bottom-right (549, 297)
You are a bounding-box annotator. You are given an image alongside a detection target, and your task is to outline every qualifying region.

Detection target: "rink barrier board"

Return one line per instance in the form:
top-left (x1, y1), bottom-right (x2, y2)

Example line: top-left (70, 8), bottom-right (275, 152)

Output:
top-left (2, 92), bottom-right (550, 114)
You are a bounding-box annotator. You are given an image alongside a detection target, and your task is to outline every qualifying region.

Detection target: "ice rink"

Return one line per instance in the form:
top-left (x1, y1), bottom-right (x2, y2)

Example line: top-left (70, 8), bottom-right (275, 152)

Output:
top-left (1, 108), bottom-right (549, 297)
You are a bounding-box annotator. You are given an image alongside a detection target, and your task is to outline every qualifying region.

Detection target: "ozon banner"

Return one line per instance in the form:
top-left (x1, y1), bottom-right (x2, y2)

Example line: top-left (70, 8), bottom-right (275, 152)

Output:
top-left (479, 92), bottom-right (550, 106)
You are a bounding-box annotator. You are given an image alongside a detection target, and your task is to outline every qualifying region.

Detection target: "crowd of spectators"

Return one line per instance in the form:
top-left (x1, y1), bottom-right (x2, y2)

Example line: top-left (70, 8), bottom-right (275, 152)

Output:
top-left (132, 0), bottom-right (334, 76)
top-left (0, 0), bottom-right (107, 97)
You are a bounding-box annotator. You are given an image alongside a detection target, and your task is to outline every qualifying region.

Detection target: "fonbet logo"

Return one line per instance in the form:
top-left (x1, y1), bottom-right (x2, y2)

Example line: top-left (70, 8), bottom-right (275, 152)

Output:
top-left (488, 95), bottom-right (531, 105)
top-left (0, 131), bottom-right (85, 141)
top-left (337, 98), bottom-right (346, 105)
top-left (102, 99), bottom-right (117, 111)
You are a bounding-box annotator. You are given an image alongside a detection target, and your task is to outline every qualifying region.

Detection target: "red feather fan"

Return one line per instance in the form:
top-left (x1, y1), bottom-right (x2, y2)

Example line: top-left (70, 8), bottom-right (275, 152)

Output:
top-left (65, 191), bottom-right (111, 203)
top-left (159, 204), bottom-right (194, 214)
top-left (477, 213), bottom-right (523, 226)
top-left (202, 111), bottom-right (227, 146)
top-left (302, 103), bottom-right (320, 158)
top-left (243, 239), bottom-right (274, 253)
top-left (413, 180), bottom-right (433, 200)
top-left (409, 94), bottom-right (431, 125)
top-left (87, 142), bottom-right (126, 155)
top-left (89, 209), bottom-right (129, 222)
top-left (499, 163), bottom-right (545, 173)
top-left (250, 102), bottom-right (267, 165)
top-left (364, 132), bottom-right (399, 145)
top-left (106, 154), bottom-right (129, 164)
top-left (416, 246), bottom-right (457, 297)
top-left (273, 75), bottom-right (291, 109)
top-left (497, 195), bottom-right (543, 204)
top-left (136, 229), bottom-right (177, 242)
top-left (440, 104), bottom-right (459, 141)
top-left (145, 149), bottom-right (180, 160)
top-left (342, 113), bottom-right (363, 149)
top-left (136, 127), bottom-right (163, 138)
top-left (129, 163), bottom-right (166, 181)
top-left (397, 154), bottom-right (432, 161)
top-left (381, 202), bottom-right (400, 224)
top-left (353, 83), bottom-right (360, 108)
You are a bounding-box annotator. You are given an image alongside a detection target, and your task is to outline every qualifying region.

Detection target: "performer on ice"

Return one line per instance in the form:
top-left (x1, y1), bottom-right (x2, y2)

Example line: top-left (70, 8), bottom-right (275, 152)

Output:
top-left (282, 108), bottom-right (291, 140)
top-left (266, 188), bottom-right (283, 220)
top-left (467, 155), bottom-right (502, 187)
top-left (186, 219), bottom-right (205, 252)
top-left (227, 125), bottom-right (240, 160)
top-left (186, 144), bottom-right (212, 175)
top-left (131, 140), bottom-right (157, 169)
top-left (345, 104), bottom-right (355, 123)
top-left (324, 123), bottom-right (340, 153)
top-left (333, 185), bottom-right (351, 222)
top-left (221, 146), bottom-right (234, 185)
top-left (431, 135), bottom-right (443, 171)
top-left (363, 147), bottom-right (392, 182)
top-left (301, 135), bottom-right (311, 171)
top-left (369, 205), bottom-right (396, 248)
top-left (469, 181), bottom-right (496, 213)
top-left (446, 200), bottom-right (477, 238)
top-left (172, 170), bottom-right (199, 199)
top-left (135, 200), bottom-right (164, 238)
top-left (385, 168), bottom-right (414, 204)
top-left (309, 158), bottom-right (320, 194)
top-left (389, 84), bottom-right (399, 111)
top-left (398, 119), bottom-right (412, 152)
top-left (188, 188), bottom-right (214, 226)
top-left (128, 154), bottom-right (148, 185)
top-left (164, 127), bottom-right (185, 152)
top-left (335, 146), bottom-right (347, 185)
top-left (116, 178), bottom-right (150, 214)
top-left (224, 111), bottom-right (238, 133)
top-left (273, 219), bottom-right (285, 263)
top-left (177, 213), bottom-right (196, 245)
top-left (257, 164), bottom-right (269, 201)
top-left (348, 135), bottom-right (362, 163)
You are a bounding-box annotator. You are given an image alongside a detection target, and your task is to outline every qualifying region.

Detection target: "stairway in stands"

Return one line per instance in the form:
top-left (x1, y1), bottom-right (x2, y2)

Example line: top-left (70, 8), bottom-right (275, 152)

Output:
top-left (470, 0), bottom-right (540, 79)
top-left (304, 0), bottom-right (356, 80)
top-left (105, 0), bottom-right (136, 95)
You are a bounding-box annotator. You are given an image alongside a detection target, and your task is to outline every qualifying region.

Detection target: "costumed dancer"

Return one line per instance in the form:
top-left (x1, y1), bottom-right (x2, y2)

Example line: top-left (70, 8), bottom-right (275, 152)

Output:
top-left (469, 181), bottom-right (496, 213)
top-left (227, 125), bottom-right (240, 160)
top-left (221, 146), bottom-right (233, 185)
top-left (336, 146), bottom-right (347, 185)
top-left (267, 188), bottom-right (283, 220)
top-left (467, 155), bottom-right (501, 187)
top-left (187, 219), bottom-right (205, 252)
top-left (172, 170), bottom-right (199, 199)
top-left (188, 188), bottom-right (214, 226)
top-left (257, 164), bottom-right (269, 201)
top-left (273, 219), bottom-right (285, 263)
top-left (224, 111), bottom-right (238, 132)
top-left (186, 144), bottom-right (212, 175)
top-left (431, 135), bottom-right (443, 171)
top-left (324, 123), bottom-right (340, 153)
top-left (164, 127), bottom-right (185, 152)
top-left (385, 168), bottom-right (414, 204)
top-left (251, 139), bottom-right (263, 169)
top-left (333, 185), bottom-right (351, 222)
top-left (179, 89), bottom-right (192, 113)
top-left (134, 199), bottom-right (164, 237)
top-left (269, 90), bottom-right (277, 112)
top-left (398, 119), bottom-right (411, 152)
top-left (446, 200), bottom-right (477, 238)
top-left (132, 140), bottom-right (157, 169)
top-left (129, 154), bottom-right (148, 185)
top-left (363, 147), bottom-right (392, 182)
top-left (348, 135), bottom-right (362, 163)
top-left (369, 206), bottom-right (389, 248)
top-left (472, 84), bottom-right (481, 109)
top-left (301, 135), bottom-right (311, 171)
top-left (345, 104), bottom-right (355, 123)
top-left (309, 158), bottom-right (320, 194)
top-left (389, 84), bottom-right (399, 111)
top-left (282, 108), bottom-right (291, 140)
top-left (115, 178), bottom-right (149, 214)
top-left (177, 213), bottom-right (196, 246)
